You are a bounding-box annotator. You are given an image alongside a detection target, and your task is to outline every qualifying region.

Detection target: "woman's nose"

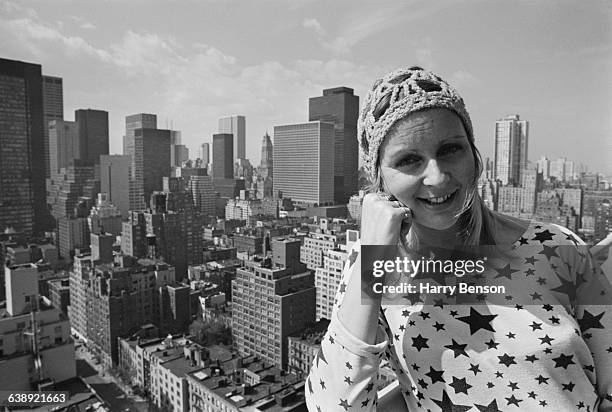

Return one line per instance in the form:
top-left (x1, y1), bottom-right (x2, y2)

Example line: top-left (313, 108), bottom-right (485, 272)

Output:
top-left (422, 159), bottom-right (449, 186)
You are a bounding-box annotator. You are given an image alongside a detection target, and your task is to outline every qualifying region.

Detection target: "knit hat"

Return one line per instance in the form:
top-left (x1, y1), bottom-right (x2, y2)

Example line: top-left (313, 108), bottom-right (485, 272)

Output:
top-left (358, 66), bottom-right (474, 183)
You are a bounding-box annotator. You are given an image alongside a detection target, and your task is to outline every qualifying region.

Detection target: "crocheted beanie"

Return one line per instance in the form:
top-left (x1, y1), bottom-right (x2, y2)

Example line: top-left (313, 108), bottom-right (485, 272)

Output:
top-left (358, 66), bottom-right (473, 183)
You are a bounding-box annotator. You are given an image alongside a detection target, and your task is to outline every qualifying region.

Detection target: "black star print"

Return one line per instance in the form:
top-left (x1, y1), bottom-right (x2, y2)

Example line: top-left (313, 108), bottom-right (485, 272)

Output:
top-left (543, 347), bottom-right (553, 354)
top-left (527, 391), bottom-right (537, 399)
top-left (518, 236), bottom-right (529, 245)
top-left (507, 381), bottom-right (519, 391)
top-left (606, 346), bottom-right (612, 353)
top-left (417, 378), bottom-right (428, 389)
top-left (433, 321), bottom-right (446, 331)
top-left (399, 324), bottom-right (406, 331)
top-left (539, 334), bottom-right (554, 345)
top-left (530, 292), bottom-right (543, 300)
top-left (319, 379), bottom-right (326, 389)
top-left (539, 400), bottom-right (548, 406)
top-left (549, 315), bottom-right (560, 324)
top-left (409, 320), bottom-right (416, 326)
top-left (419, 311), bottom-right (431, 320)
top-left (450, 310), bottom-right (459, 317)
top-left (562, 381), bottom-right (575, 392)
top-left (343, 376), bottom-right (353, 385)
top-left (361, 398), bottom-right (369, 407)
top-left (533, 229), bottom-right (554, 243)
top-left (495, 371), bottom-right (503, 379)
top-left (449, 376), bottom-right (472, 395)
top-left (411, 334), bottom-right (430, 351)
top-left (411, 363), bottom-right (420, 371)
top-left (525, 354), bottom-right (539, 363)
top-left (551, 272), bottom-right (578, 301)
top-left (578, 310), bottom-right (606, 332)
top-left (498, 353), bottom-right (517, 367)
top-left (535, 375), bottom-right (549, 384)
top-left (506, 332), bottom-right (516, 339)
top-left (425, 366), bottom-right (445, 384)
top-left (530, 321), bottom-right (543, 331)
top-left (474, 399), bottom-right (502, 412)
top-left (577, 401), bottom-right (585, 409)
top-left (485, 339), bottom-right (500, 349)
top-left (487, 382), bottom-right (495, 388)
top-left (468, 363), bottom-right (481, 375)
top-left (338, 398), bottom-right (350, 410)
top-left (542, 304), bottom-right (553, 311)
top-left (515, 304), bottom-right (524, 310)
top-left (329, 335), bottom-right (334, 344)
top-left (402, 309), bottom-right (410, 317)
top-left (539, 245), bottom-right (559, 260)
top-left (431, 389), bottom-right (472, 412)
top-left (445, 339), bottom-right (469, 358)
top-left (494, 263), bottom-right (520, 279)
top-left (365, 382), bottom-right (374, 392)
top-left (537, 277), bottom-right (547, 285)
top-left (552, 353), bottom-right (575, 369)
top-left (525, 256), bottom-right (537, 265)
top-left (525, 268), bottom-right (535, 277)
top-left (457, 307), bottom-right (497, 335)
top-left (583, 364), bottom-right (594, 373)
top-left (505, 394), bottom-right (523, 407)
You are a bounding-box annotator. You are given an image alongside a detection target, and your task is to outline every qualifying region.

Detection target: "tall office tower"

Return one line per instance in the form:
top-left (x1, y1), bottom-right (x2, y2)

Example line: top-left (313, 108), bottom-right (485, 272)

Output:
top-left (124, 113), bottom-right (157, 209)
top-left (124, 113), bottom-right (157, 154)
top-left (182, 168), bottom-right (215, 217)
top-left (260, 132), bottom-right (273, 180)
top-left (218, 115), bottom-right (246, 161)
top-left (0, 58), bottom-right (47, 235)
top-left (171, 144), bottom-right (189, 167)
top-left (536, 156), bottom-right (550, 181)
top-left (75, 109), bottom-right (109, 167)
top-left (494, 114), bottom-right (529, 186)
top-left (199, 142), bottom-right (210, 165)
top-left (309, 87), bottom-right (359, 204)
top-left (47, 163), bottom-right (99, 220)
top-left (125, 127), bottom-right (171, 206)
top-left (1, 263), bottom-right (76, 391)
top-left (42, 75), bottom-right (63, 179)
top-left (100, 154), bottom-right (131, 218)
top-left (564, 160), bottom-right (575, 181)
top-left (273, 122), bottom-right (335, 205)
top-left (212, 133), bottom-right (234, 178)
top-left (48, 120), bottom-right (79, 177)
top-left (121, 211), bottom-right (147, 258)
top-left (232, 238), bottom-right (315, 369)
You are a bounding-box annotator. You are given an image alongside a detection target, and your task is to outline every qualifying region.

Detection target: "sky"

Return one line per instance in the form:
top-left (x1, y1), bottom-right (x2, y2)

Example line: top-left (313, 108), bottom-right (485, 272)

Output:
top-left (1, 0), bottom-right (611, 174)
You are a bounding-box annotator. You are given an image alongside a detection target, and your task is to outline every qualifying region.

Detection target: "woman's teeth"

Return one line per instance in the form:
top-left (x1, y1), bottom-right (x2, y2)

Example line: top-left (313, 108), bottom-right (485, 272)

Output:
top-left (421, 192), bottom-right (454, 204)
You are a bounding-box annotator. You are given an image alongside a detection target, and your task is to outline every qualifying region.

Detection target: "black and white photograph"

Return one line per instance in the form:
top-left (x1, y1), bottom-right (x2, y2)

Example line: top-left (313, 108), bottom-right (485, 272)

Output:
top-left (0, 1), bottom-right (611, 411)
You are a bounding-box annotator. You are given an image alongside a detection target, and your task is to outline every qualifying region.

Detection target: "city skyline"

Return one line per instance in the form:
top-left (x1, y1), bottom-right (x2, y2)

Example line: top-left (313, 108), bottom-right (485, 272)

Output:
top-left (0, 0), bottom-right (610, 173)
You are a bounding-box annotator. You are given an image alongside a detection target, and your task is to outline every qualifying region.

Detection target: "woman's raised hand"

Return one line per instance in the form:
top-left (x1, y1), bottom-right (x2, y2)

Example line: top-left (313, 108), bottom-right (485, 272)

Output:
top-left (361, 192), bottom-right (412, 246)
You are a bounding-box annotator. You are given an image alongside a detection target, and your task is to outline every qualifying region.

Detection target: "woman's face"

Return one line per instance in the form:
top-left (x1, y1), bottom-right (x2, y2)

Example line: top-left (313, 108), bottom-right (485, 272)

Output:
top-left (379, 108), bottom-right (476, 231)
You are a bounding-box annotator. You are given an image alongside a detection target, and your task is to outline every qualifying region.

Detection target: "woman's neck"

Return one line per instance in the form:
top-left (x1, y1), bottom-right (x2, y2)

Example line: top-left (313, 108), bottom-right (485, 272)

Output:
top-left (411, 221), bottom-right (463, 249)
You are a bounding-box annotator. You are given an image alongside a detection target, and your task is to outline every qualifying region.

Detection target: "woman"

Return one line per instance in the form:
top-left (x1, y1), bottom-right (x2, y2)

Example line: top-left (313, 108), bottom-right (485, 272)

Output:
top-left (305, 67), bottom-right (612, 411)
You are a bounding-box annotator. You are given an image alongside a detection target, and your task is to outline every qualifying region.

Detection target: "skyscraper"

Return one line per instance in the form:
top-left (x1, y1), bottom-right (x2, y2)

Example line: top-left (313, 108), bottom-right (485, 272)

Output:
top-left (42, 75), bottom-right (63, 179)
top-left (212, 133), bottom-right (233, 179)
top-left (48, 119), bottom-right (79, 178)
top-left (260, 132), bottom-right (273, 180)
top-left (75, 109), bottom-right (109, 167)
top-left (199, 142), bottom-right (210, 165)
top-left (309, 87), bottom-right (359, 203)
top-left (273, 121), bottom-right (335, 205)
top-left (494, 114), bottom-right (529, 186)
top-left (218, 115), bottom-right (246, 162)
top-left (124, 113), bottom-right (157, 210)
top-left (100, 154), bottom-right (131, 218)
top-left (134, 128), bottom-right (171, 204)
top-left (0, 58), bottom-right (47, 234)
top-left (537, 156), bottom-right (550, 180)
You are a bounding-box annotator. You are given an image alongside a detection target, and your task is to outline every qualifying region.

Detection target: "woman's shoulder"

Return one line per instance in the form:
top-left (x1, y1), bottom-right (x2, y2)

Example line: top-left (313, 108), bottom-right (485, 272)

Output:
top-left (487, 212), bottom-right (584, 247)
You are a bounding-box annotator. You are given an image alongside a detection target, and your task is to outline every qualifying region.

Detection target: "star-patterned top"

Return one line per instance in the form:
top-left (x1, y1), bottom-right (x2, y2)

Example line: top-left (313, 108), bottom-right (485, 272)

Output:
top-left (305, 220), bottom-right (612, 411)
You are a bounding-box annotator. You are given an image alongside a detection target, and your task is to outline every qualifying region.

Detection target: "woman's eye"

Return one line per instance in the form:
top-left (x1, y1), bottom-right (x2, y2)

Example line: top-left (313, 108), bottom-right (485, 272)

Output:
top-left (439, 144), bottom-right (463, 156)
top-left (396, 156), bottom-right (421, 167)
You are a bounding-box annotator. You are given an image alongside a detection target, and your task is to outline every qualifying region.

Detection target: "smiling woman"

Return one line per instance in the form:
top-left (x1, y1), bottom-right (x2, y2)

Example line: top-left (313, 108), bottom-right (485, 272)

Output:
top-left (305, 66), bottom-right (612, 412)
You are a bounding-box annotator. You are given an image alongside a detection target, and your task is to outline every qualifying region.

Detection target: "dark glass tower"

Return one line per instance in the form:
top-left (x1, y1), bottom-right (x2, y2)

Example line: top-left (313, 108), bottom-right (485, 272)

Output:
top-left (309, 87), bottom-right (359, 204)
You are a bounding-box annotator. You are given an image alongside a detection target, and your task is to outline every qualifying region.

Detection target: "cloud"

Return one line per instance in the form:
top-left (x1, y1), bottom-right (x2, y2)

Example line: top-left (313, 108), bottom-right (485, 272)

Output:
top-left (80, 22), bottom-right (96, 30)
top-left (302, 18), bottom-right (326, 36)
